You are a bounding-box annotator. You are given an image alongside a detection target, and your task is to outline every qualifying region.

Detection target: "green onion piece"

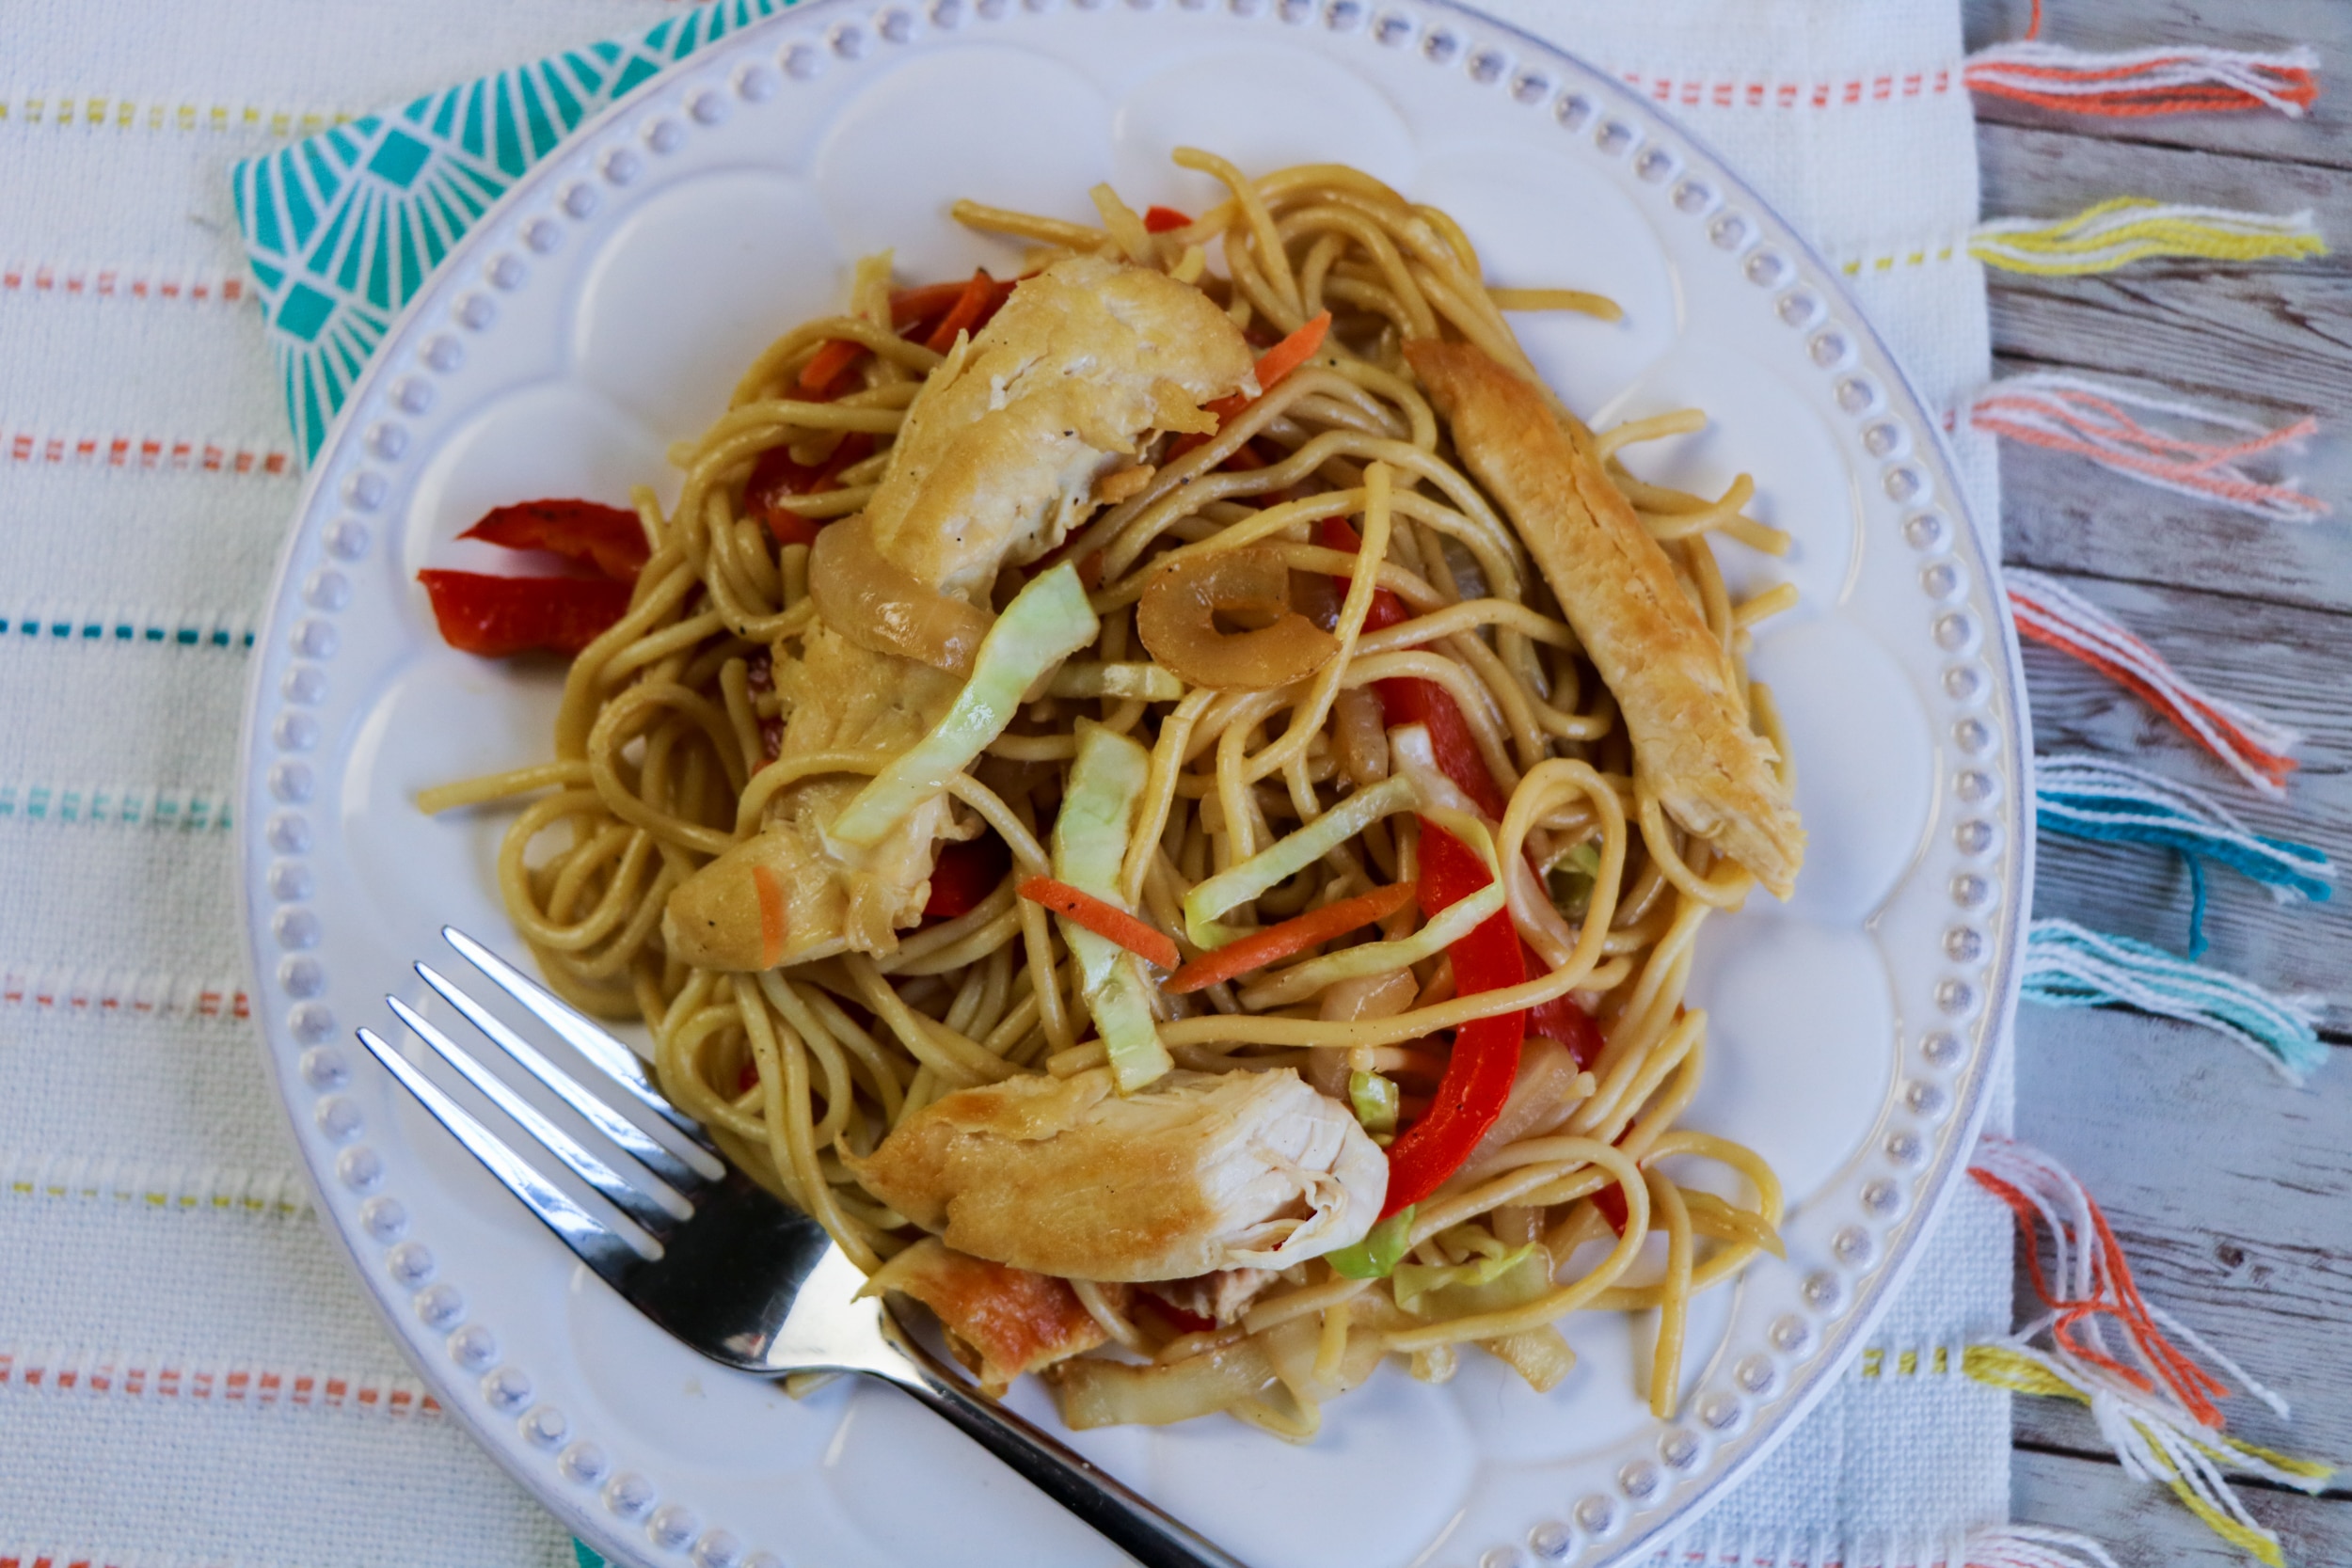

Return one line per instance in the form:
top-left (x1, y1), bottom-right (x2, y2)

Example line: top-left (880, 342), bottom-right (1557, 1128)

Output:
top-left (1237, 879), bottom-right (1504, 1010)
top-left (1326, 1205), bottom-right (1416, 1279)
top-left (1392, 1242), bottom-right (1541, 1317)
top-left (1547, 841), bottom-right (1601, 919)
top-left (828, 562), bottom-right (1098, 848)
top-left (1181, 772), bottom-right (1420, 949)
top-left (1052, 721), bottom-right (1172, 1094)
top-left (1047, 661), bottom-right (1186, 702)
top-left (1348, 1069), bottom-right (1399, 1134)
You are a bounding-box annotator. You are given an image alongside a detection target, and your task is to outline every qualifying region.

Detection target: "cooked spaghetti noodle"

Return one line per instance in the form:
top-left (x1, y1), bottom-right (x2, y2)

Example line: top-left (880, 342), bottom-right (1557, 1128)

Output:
top-left (422, 153), bottom-right (1796, 1436)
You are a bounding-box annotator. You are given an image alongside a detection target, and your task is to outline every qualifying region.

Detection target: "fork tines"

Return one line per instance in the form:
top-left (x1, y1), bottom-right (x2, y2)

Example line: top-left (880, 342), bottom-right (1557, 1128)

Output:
top-left (353, 927), bottom-right (725, 1283)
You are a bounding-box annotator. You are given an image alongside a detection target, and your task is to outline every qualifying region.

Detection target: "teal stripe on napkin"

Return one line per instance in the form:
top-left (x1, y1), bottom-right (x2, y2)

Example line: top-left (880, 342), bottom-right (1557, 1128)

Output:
top-left (230, 0), bottom-right (800, 461)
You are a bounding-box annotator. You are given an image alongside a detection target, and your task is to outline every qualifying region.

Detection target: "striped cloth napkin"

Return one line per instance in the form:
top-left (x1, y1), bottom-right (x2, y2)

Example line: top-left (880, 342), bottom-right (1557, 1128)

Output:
top-left (0, 1), bottom-right (2014, 1562)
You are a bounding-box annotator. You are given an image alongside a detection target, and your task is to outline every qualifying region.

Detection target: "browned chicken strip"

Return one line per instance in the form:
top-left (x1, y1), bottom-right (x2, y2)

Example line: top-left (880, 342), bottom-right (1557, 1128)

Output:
top-left (850, 1068), bottom-right (1388, 1282)
top-left (663, 256), bottom-right (1254, 970)
top-left (866, 1237), bottom-right (1111, 1395)
top-left (1405, 341), bottom-right (1805, 898)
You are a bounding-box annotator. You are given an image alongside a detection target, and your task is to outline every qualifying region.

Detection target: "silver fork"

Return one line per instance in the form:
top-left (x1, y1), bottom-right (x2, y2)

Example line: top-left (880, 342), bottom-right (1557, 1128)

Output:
top-left (357, 927), bottom-right (1250, 1568)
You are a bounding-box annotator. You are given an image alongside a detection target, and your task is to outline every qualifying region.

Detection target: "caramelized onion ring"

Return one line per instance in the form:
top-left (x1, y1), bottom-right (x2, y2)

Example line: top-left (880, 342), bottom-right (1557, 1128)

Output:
top-left (809, 514), bottom-right (994, 676)
top-left (1136, 547), bottom-right (1341, 691)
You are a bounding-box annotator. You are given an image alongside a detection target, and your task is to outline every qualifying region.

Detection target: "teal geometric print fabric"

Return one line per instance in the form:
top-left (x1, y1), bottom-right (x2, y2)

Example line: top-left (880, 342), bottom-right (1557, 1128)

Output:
top-left (230, 0), bottom-right (798, 461)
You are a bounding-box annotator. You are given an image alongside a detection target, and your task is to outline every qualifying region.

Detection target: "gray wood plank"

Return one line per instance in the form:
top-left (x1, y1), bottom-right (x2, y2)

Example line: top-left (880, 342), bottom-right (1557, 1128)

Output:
top-left (1959, 1), bottom-right (2352, 1555)
top-left (2010, 1004), bottom-right (2352, 1476)
top-left (1987, 265), bottom-right (2352, 420)
top-left (1963, 0), bottom-right (2352, 173)
top-left (1992, 359), bottom-right (2352, 623)
top-left (2014, 569), bottom-right (2352, 1003)
top-left (2015, 1448), bottom-right (2352, 1568)
top-left (1979, 119), bottom-right (2352, 227)
top-left (1975, 122), bottom-right (2352, 419)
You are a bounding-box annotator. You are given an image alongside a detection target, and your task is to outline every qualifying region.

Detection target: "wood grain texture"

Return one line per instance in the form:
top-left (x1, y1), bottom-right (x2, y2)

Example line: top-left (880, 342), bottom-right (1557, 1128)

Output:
top-left (2015, 1449), bottom-right (2352, 1567)
top-left (2011, 1005), bottom-right (2352, 1472)
top-left (1963, 0), bottom-right (2352, 1558)
top-left (1994, 382), bottom-right (2352, 621)
top-left (2020, 575), bottom-right (2352, 1001)
top-left (1964, 0), bottom-right (2352, 171)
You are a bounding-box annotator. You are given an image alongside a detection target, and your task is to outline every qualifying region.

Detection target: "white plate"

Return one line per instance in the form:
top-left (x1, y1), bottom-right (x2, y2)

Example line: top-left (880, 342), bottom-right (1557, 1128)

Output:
top-left (236, 4), bottom-right (2026, 1565)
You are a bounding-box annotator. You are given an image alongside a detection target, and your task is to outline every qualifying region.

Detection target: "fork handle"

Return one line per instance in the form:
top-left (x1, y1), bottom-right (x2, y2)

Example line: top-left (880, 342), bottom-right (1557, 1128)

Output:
top-left (877, 1340), bottom-right (1255, 1568)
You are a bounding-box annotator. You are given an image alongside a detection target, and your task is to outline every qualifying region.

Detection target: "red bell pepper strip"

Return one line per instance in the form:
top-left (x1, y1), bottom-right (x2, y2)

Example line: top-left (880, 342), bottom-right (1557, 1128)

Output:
top-left (417, 570), bottom-right (632, 658)
top-left (1376, 675), bottom-right (1513, 820)
top-left (1377, 820), bottom-right (1527, 1217)
top-left (1591, 1133), bottom-right (1641, 1235)
top-left (1142, 205), bottom-right (1194, 234)
top-left (747, 432), bottom-right (875, 547)
top-left (1320, 517), bottom-right (1605, 1063)
top-left (1526, 947), bottom-right (1605, 1065)
top-left (924, 833), bottom-right (1010, 920)
top-left (460, 499), bottom-right (647, 582)
top-left (1315, 517), bottom-right (1510, 818)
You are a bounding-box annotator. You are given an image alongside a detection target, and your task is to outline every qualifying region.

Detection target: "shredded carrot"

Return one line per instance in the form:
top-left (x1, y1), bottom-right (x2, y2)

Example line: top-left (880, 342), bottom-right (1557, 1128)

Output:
top-left (1074, 548), bottom-right (1105, 593)
top-left (1018, 876), bottom-right (1181, 971)
top-left (1143, 205), bottom-right (1194, 234)
top-left (753, 864), bottom-right (787, 970)
top-left (1171, 311), bottom-right (1334, 461)
top-left (1165, 880), bottom-right (1418, 994)
top-left (797, 338), bottom-right (867, 399)
top-left (889, 279), bottom-right (973, 326)
top-left (923, 270), bottom-right (994, 354)
top-left (1247, 310), bottom-right (1332, 398)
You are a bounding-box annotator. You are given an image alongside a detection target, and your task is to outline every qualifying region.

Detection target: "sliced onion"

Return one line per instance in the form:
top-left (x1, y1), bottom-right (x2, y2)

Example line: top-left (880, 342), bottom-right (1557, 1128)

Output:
top-left (1484, 1325), bottom-right (1577, 1392)
top-left (1316, 968), bottom-right (1418, 1024)
top-left (1331, 687), bottom-right (1391, 787)
top-left (809, 513), bottom-right (994, 676)
top-left (1462, 1036), bottom-right (1588, 1175)
top-left (1260, 1314), bottom-right (1387, 1405)
top-left (1050, 1338), bottom-right (1275, 1430)
top-left (1136, 547), bottom-right (1340, 691)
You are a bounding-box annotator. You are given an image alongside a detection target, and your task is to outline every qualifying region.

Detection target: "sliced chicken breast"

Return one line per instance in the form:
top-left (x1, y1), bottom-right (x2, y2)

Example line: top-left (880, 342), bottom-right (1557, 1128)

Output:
top-left (850, 1068), bottom-right (1389, 1283)
top-left (1405, 340), bottom-right (1805, 898)
top-left (664, 255), bottom-right (1253, 969)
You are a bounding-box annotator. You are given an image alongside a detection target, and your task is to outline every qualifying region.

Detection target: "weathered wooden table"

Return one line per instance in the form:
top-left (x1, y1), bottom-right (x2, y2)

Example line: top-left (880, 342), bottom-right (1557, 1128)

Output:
top-left (1963, 0), bottom-right (2352, 1559)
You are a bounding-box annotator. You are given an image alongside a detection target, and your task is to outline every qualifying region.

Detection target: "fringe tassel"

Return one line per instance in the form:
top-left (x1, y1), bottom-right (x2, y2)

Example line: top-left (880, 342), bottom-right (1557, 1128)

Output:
top-left (1969, 198), bottom-right (2328, 276)
top-left (2006, 568), bottom-right (2302, 795)
top-left (2023, 919), bottom-right (2327, 1081)
top-left (1968, 1137), bottom-right (2335, 1567)
top-left (1964, 1526), bottom-right (2122, 1568)
top-left (1965, 41), bottom-right (2319, 119)
top-left (1968, 373), bottom-right (2326, 523)
top-left (2036, 752), bottom-right (2334, 958)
